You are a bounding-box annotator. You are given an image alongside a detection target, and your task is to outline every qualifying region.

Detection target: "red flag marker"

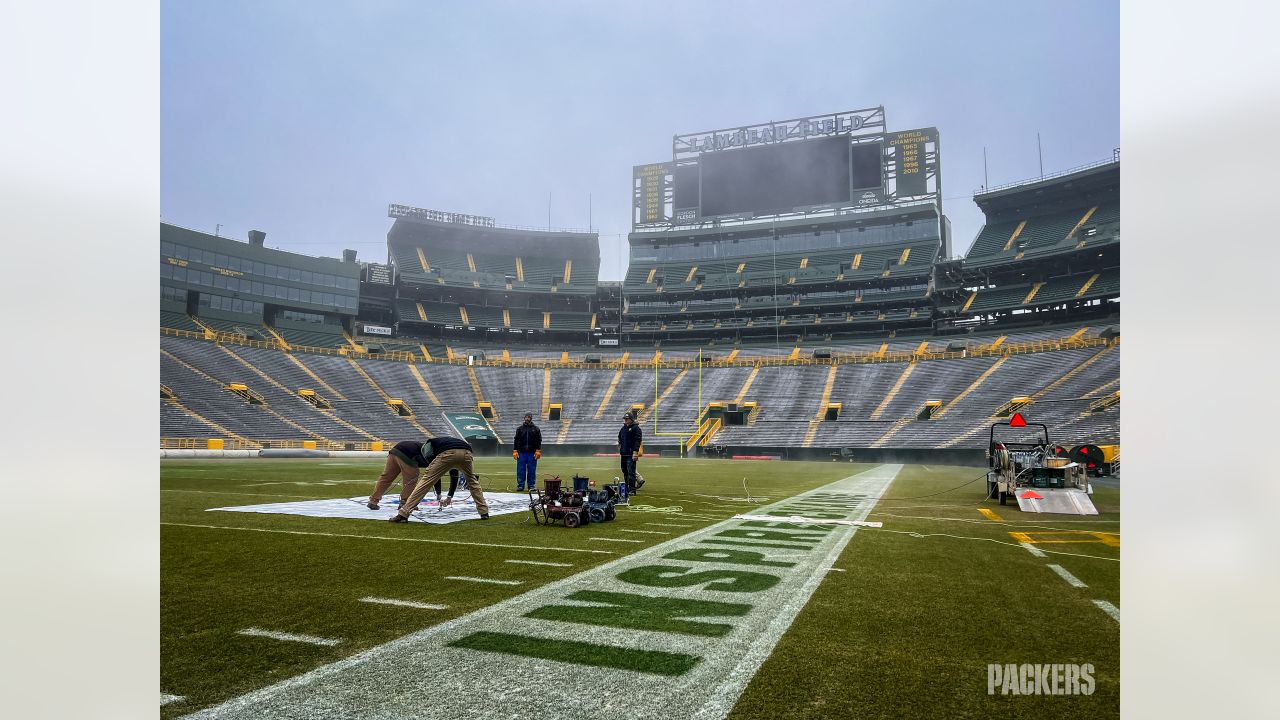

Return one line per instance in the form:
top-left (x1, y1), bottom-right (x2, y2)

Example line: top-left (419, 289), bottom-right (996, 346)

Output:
top-left (1009, 412), bottom-right (1028, 427)
top-left (1020, 490), bottom-right (1043, 500)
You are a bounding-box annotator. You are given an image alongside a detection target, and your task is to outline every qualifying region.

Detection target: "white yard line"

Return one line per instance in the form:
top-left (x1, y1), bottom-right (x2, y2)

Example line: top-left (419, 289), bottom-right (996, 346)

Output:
top-left (589, 537), bottom-right (645, 543)
top-left (1047, 564), bottom-right (1088, 588)
top-left (237, 628), bottom-right (341, 647)
top-left (617, 508), bottom-right (722, 520)
top-left (161, 693), bottom-right (184, 706)
top-left (1020, 541), bottom-right (1048, 558)
top-left (644, 522), bottom-right (694, 528)
top-left (358, 597), bottom-right (448, 610)
top-left (874, 512), bottom-right (1120, 534)
top-left (620, 529), bottom-right (671, 535)
top-left (160, 522), bottom-right (617, 555)
top-left (639, 498), bottom-right (759, 510)
top-left (445, 576), bottom-right (523, 586)
top-left (161, 489), bottom-right (316, 499)
top-left (690, 465), bottom-right (901, 720)
top-left (1093, 599), bottom-right (1120, 623)
top-left (505, 560), bottom-right (574, 568)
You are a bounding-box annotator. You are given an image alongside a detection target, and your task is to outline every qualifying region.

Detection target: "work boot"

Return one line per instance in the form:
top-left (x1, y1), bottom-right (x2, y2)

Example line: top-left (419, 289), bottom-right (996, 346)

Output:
top-left (366, 500), bottom-right (379, 510)
top-left (388, 514), bottom-right (408, 523)
top-left (479, 513), bottom-right (489, 520)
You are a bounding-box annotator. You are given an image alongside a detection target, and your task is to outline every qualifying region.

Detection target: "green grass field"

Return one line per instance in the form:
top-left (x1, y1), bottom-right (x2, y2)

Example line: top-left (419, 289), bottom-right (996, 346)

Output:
top-left (161, 456), bottom-right (1119, 719)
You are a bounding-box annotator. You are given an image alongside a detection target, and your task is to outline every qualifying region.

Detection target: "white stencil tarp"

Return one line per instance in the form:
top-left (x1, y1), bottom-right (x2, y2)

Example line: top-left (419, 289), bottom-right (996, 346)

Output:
top-left (207, 492), bottom-right (533, 525)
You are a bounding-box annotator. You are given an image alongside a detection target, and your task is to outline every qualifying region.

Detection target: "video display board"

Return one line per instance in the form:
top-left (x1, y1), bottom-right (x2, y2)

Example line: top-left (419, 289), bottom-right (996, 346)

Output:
top-left (631, 111), bottom-right (938, 228)
top-left (664, 137), bottom-right (884, 223)
top-left (696, 136), bottom-right (855, 217)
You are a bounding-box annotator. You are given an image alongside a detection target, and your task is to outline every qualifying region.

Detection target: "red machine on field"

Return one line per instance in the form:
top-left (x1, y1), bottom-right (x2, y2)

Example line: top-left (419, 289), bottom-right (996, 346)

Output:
top-left (528, 475), bottom-right (618, 528)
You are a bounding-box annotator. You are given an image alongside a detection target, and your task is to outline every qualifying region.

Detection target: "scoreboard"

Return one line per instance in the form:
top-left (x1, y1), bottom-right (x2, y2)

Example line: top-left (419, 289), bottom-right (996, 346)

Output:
top-left (695, 135), bottom-right (864, 218)
top-left (633, 111), bottom-right (938, 228)
top-left (364, 263), bottom-right (393, 285)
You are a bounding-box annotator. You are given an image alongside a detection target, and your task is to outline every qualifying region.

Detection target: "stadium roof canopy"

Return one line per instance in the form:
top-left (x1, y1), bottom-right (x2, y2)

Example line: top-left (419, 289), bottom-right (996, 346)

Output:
top-left (974, 158), bottom-right (1119, 215)
top-left (388, 216), bottom-right (599, 261)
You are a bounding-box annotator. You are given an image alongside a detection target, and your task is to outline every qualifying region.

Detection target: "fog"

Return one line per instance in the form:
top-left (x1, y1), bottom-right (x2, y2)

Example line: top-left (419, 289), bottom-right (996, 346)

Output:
top-left (162, 0), bottom-right (1118, 279)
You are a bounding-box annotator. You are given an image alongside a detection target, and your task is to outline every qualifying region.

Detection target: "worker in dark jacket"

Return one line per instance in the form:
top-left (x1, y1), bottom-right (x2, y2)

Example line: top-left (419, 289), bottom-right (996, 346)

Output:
top-left (512, 413), bottom-right (542, 492)
top-left (617, 411), bottom-right (643, 493)
top-left (367, 439), bottom-right (426, 510)
top-left (367, 451), bottom-right (461, 511)
top-left (373, 436), bottom-right (490, 522)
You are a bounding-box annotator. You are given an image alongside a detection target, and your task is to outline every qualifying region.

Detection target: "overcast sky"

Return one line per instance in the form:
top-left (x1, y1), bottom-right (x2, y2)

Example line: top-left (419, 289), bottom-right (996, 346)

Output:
top-left (161, 0), bottom-right (1118, 280)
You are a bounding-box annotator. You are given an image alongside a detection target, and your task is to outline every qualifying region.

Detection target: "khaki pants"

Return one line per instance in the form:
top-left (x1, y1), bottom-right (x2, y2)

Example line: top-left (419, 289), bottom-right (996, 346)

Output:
top-left (369, 452), bottom-right (420, 507)
top-left (399, 449), bottom-right (489, 517)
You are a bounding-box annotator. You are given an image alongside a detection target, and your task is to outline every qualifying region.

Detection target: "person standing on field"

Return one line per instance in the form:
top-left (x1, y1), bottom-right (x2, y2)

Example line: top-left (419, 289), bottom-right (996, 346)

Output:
top-left (512, 412), bottom-right (542, 492)
top-left (617, 410), bottom-right (643, 494)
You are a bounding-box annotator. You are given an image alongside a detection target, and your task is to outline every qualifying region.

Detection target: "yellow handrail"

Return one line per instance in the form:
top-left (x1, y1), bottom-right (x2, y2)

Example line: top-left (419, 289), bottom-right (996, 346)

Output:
top-left (160, 437), bottom-right (389, 451)
top-left (161, 325), bottom-right (1111, 371)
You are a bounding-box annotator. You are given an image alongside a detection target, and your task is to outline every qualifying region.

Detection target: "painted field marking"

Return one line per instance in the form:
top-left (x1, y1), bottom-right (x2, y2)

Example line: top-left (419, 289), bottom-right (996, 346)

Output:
top-left (358, 597), bottom-right (448, 610)
top-left (589, 537), bottom-right (645, 543)
top-left (161, 693), bottom-right (184, 706)
top-left (645, 522), bottom-right (694, 528)
top-left (160, 522), bottom-right (618, 555)
top-left (621, 529), bottom-right (671, 535)
top-left (827, 568), bottom-right (847, 573)
top-left (978, 508), bottom-right (1004, 522)
top-left (446, 576), bottom-right (523, 586)
top-left (1047, 564), bottom-right (1088, 588)
top-left (1008, 530), bottom-right (1119, 548)
top-left (237, 628), bottom-right (341, 647)
top-left (1019, 541), bottom-right (1048, 558)
top-left (1093, 599), bottom-right (1120, 623)
top-left (180, 465), bottom-right (902, 720)
top-left (506, 560), bottom-right (574, 568)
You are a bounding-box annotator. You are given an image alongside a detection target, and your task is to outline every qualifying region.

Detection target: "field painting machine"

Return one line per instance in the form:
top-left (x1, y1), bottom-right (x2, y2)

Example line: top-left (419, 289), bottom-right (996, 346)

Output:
top-left (527, 475), bottom-right (619, 528)
top-left (986, 413), bottom-right (1098, 515)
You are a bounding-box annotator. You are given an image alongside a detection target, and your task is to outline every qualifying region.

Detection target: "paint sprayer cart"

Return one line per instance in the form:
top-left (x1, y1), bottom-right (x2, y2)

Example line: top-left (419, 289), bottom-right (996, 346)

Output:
top-left (528, 475), bottom-right (618, 528)
top-left (987, 414), bottom-right (1097, 515)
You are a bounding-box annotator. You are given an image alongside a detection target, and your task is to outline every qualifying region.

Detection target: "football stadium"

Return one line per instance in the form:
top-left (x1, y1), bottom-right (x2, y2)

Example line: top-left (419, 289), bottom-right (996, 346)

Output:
top-left (161, 108), bottom-right (1120, 718)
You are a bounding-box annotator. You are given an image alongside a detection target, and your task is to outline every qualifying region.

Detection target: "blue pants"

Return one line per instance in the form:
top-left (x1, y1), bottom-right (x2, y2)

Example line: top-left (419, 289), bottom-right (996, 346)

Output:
top-left (516, 452), bottom-right (538, 490)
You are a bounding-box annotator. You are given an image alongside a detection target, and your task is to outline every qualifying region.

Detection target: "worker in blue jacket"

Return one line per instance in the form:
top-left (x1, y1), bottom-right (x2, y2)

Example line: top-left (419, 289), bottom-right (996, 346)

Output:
top-left (512, 412), bottom-right (542, 492)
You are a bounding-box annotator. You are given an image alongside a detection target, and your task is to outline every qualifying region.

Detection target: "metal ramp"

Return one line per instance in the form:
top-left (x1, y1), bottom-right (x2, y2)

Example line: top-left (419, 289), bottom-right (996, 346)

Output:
top-left (1015, 488), bottom-right (1098, 515)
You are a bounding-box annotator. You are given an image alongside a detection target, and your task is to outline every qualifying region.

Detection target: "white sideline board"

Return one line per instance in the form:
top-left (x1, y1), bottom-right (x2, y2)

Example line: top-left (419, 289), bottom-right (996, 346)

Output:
top-left (1015, 488), bottom-right (1098, 515)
